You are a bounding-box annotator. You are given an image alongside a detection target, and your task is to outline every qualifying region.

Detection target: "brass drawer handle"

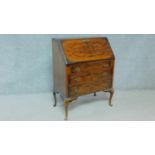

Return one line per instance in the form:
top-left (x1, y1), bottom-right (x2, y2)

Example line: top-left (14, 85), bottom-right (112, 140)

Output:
top-left (73, 87), bottom-right (78, 93)
top-left (82, 39), bottom-right (89, 42)
top-left (102, 72), bottom-right (109, 76)
top-left (75, 66), bottom-right (80, 72)
top-left (103, 63), bottom-right (109, 67)
top-left (75, 77), bottom-right (81, 82)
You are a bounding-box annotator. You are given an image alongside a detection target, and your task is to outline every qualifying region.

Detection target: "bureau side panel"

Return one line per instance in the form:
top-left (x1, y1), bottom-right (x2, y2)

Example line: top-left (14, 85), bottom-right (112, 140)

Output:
top-left (52, 40), bottom-right (66, 97)
top-left (111, 59), bottom-right (115, 88)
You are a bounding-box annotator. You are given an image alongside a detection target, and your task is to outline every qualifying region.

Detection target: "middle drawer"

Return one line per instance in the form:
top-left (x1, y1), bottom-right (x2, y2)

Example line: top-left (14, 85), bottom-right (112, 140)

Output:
top-left (70, 70), bottom-right (112, 86)
top-left (71, 60), bottom-right (112, 76)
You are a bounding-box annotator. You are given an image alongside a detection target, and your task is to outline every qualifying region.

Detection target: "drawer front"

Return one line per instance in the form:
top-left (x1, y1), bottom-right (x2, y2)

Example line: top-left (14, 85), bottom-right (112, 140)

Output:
top-left (70, 70), bottom-right (112, 86)
top-left (71, 60), bottom-right (112, 76)
top-left (69, 80), bottom-right (112, 97)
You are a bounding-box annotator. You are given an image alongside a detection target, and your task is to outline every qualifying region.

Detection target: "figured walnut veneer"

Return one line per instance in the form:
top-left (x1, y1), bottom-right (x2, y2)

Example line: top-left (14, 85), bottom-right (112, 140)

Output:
top-left (62, 38), bottom-right (114, 63)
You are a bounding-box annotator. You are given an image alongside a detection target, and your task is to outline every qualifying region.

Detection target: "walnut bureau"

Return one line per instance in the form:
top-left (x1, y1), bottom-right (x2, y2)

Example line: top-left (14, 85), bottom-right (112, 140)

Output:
top-left (52, 37), bottom-right (115, 120)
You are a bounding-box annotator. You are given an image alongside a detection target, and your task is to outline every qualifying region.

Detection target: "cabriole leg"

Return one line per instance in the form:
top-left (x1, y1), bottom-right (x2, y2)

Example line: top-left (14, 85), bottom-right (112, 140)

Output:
top-left (104, 88), bottom-right (114, 107)
top-left (64, 97), bottom-right (78, 120)
top-left (53, 92), bottom-right (57, 107)
top-left (109, 89), bottom-right (114, 107)
top-left (64, 100), bottom-right (70, 120)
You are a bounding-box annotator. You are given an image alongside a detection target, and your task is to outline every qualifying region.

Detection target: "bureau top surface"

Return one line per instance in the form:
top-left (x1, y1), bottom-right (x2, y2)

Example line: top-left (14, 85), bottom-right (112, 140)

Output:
top-left (59, 37), bottom-right (114, 64)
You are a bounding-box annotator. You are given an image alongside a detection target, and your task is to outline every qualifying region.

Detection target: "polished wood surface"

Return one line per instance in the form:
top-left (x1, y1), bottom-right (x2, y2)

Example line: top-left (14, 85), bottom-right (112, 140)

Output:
top-left (69, 80), bottom-right (112, 97)
top-left (62, 38), bottom-right (114, 63)
top-left (70, 71), bottom-right (112, 86)
top-left (70, 60), bottom-right (112, 76)
top-left (52, 39), bottom-right (66, 96)
top-left (52, 37), bottom-right (115, 120)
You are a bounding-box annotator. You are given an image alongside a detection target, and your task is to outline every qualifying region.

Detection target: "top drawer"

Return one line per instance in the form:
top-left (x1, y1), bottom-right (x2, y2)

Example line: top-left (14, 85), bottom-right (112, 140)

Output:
top-left (71, 60), bottom-right (113, 76)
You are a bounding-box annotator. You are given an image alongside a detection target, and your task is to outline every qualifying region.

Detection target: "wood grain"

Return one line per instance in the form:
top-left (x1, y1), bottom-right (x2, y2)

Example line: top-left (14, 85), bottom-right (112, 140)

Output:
top-left (70, 71), bottom-right (112, 86)
top-left (62, 38), bottom-right (114, 63)
top-left (52, 39), bottom-right (66, 96)
top-left (71, 60), bottom-right (112, 76)
top-left (69, 80), bottom-right (112, 97)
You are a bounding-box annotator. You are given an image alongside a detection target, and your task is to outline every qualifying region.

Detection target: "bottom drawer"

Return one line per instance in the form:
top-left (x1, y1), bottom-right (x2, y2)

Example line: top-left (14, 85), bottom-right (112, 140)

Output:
top-left (69, 80), bottom-right (112, 97)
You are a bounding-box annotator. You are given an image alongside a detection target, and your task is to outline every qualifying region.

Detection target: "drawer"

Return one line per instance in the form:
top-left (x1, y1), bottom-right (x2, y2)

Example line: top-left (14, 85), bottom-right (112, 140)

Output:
top-left (70, 70), bottom-right (112, 86)
top-left (71, 60), bottom-right (112, 76)
top-left (69, 80), bottom-right (112, 97)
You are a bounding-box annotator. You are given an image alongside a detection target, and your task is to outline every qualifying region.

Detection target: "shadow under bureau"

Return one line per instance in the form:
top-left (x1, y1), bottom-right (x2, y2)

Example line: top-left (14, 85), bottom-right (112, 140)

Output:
top-left (52, 37), bottom-right (115, 120)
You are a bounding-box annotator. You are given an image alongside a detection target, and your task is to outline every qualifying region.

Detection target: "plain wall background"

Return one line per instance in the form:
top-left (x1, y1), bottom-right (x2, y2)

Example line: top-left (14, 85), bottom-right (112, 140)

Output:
top-left (0, 34), bottom-right (155, 95)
